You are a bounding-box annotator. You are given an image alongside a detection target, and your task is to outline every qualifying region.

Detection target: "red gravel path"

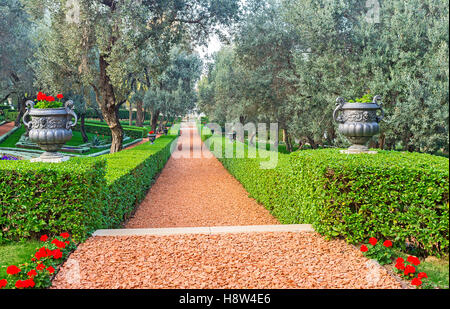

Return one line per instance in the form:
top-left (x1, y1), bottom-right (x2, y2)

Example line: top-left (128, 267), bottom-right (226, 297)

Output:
top-left (125, 124), bottom-right (279, 228)
top-left (51, 232), bottom-right (402, 289)
top-left (0, 122), bottom-right (15, 136)
top-left (51, 122), bottom-right (402, 289)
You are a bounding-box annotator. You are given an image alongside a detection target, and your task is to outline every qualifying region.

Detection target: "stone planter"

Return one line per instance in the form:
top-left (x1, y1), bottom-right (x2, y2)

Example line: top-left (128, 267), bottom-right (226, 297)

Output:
top-left (148, 133), bottom-right (157, 144)
top-left (23, 100), bottom-right (77, 162)
top-left (333, 95), bottom-right (384, 154)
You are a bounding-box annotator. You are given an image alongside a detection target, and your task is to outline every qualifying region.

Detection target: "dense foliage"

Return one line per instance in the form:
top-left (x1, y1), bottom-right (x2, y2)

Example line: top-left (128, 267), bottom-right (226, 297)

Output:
top-left (205, 136), bottom-right (449, 256)
top-left (0, 136), bottom-right (176, 243)
top-left (198, 0), bottom-right (449, 155)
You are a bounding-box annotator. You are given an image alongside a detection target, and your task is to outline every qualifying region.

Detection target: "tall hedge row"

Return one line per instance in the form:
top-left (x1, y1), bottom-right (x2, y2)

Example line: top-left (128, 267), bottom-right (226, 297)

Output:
top-left (0, 135), bottom-right (177, 243)
top-left (206, 136), bottom-right (449, 255)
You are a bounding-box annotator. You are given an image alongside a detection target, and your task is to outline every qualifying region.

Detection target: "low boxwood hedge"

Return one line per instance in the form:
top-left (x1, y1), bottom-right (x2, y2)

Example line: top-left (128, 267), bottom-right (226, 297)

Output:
top-left (206, 136), bottom-right (449, 256)
top-left (0, 135), bottom-right (177, 243)
top-left (74, 122), bottom-right (147, 140)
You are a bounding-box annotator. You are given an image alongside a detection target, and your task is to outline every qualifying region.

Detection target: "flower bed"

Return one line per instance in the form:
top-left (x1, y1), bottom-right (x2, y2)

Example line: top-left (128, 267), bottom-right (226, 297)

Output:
top-left (0, 233), bottom-right (76, 289)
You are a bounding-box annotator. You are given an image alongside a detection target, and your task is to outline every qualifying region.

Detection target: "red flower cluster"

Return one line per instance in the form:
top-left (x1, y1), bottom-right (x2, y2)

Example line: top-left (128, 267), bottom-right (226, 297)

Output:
top-left (1, 232), bottom-right (73, 289)
top-left (0, 279), bottom-right (7, 289)
top-left (149, 131), bottom-right (154, 134)
top-left (6, 265), bottom-right (21, 275)
top-left (15, 279), bottom-right (35, 289)
top-left (36, 92), bottom-right (63, 102)
top-left (360, 245), bottom-right (368, 252)
top-left (395, 256), bottom-right (427, 287)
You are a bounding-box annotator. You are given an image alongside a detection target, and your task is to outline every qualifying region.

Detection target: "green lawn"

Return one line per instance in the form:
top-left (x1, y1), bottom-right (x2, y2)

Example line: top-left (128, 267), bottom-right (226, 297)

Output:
top-left (0, 241), bottom-right (41, 279)
top-left (0, 126), bottom-right (112, 155)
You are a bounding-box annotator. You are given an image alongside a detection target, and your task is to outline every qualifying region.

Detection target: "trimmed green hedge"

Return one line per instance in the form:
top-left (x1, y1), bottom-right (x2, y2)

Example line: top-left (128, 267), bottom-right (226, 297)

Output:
top-left (0, 135), bottom-right (177, 243)
top-left (74, 122), bottom-right (147, 139)
top-left (206, 136), bottom-right (449, 256)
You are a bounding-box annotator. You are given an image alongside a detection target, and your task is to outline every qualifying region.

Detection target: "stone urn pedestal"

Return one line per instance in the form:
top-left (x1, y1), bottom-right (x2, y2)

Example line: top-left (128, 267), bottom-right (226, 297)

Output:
top-left (333, 96), bottom-right (384, 154)
top-left (23, 100), bottom-right (77, 163)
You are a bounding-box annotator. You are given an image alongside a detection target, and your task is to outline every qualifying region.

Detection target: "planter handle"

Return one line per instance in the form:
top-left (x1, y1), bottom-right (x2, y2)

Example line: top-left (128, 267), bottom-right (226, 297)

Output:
top-left (373, 95), bottom-right (384, 123)
top-left (65, 100), bottom-right (78, 129)
top-left (333, 97), bottom-right (346, 124)
top-left (22, 100), bottom-right (35, 129)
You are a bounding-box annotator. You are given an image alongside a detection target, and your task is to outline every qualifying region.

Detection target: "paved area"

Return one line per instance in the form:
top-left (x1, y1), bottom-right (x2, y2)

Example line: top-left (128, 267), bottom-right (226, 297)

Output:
top-left (0, 122), bottom-right (15, 137)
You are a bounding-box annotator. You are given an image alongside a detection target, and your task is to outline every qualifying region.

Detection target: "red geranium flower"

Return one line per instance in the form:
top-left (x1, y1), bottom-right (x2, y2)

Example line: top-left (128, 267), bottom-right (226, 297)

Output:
top-left (369, 237), bottom-right (377, 246)
top-left (360, 245), bottom-right (368, 252)
top-left (47, 266), bottom-right (55, 274)
top-left (0, 279), bottom-right (7, 289)
top-left (37, 92), bottom-right (46, 101)
top-left (418, 272), bottom-right (428, 279)
top-left (47, 96), bottom-right (55, 102)
top-left (15, 278), bottom-right (35, 289)
top-left (407, 256), bottom-right (420, 266)
top-left (27, 269), bottom-right (37, 278)
top-left (411, 277), bottom-right (422, 286)
top-left (52, 249), bottom-right (63, 259)
top-left (40, 235), bottom-right (48, 242)
top-left (51, 239), bottom-right (66, 249)
top-left (383, 240), bottom-right (392, 247)
top-left (396, 257), bottom-right (404, 264)
top-left (6, 265), bottom-right (21, 275)
top-left (395, 262), bottom-right (405, 271)
top-left (60, 232), bottom-right (70, 239)
top-left (149, 131), bottom-right (154, 134)
top-left (404, 265), bottom-right (416, 276)
top-left (36, 264), bottom-right (45, 271)
top-left (56, 94), bottom-right (64, 99)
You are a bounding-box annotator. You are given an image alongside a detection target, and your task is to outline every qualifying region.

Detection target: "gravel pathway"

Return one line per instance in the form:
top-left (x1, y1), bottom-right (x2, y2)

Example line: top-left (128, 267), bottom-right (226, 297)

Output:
top-left (51, 122), bottom-right (402, 289)
top-left (51, 232), bottom-right (402, 289)
top-left (125, 123), bottom-right (279, 228)
top-left (0, 122), bottom-right (15, 136)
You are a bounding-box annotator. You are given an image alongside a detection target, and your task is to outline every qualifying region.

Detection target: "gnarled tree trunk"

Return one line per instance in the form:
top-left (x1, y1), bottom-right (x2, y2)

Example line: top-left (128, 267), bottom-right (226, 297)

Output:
top-left (94, 55), bottom-right (123, 153)
top-left (136, 101), bottom-right (144, 127)
top-left (151, 109), bottom-right (160, 132)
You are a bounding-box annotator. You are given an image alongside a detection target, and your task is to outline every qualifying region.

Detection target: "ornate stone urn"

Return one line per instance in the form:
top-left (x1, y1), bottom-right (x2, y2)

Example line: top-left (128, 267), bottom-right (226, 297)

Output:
top-left (23, 100), bottom-right (77, 162)
top-left (333, 95), bottom-right (384, 154)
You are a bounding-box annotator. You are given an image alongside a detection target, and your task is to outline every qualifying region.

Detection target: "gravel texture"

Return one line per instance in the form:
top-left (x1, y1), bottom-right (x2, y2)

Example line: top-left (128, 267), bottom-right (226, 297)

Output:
top-left (0, 121), bottom-right (14, 136)
top-left (51, 232), bottom-right (402, 289)
top-left (125, 124), bottom-right (279, 228)
top-left (51, 122), bottom-right (402, 289)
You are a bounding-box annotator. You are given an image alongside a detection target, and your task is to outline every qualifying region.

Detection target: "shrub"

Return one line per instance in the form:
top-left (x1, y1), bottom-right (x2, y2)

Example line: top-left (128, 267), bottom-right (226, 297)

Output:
top-left (206, 136), bottom-right (449, 256)
top-left (4, 111), bottom-right (18, 122)
top-left (0, 158), bottom-right (107, 243)
top-left (73, 122), bottom-right (147, 139)
top-left (0, 135), bottom-right (177, 243)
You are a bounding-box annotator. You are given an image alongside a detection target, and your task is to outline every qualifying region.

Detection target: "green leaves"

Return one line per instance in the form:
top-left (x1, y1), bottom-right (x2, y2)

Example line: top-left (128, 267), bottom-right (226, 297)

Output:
top-left (0, 135), bottom-right (176, 244)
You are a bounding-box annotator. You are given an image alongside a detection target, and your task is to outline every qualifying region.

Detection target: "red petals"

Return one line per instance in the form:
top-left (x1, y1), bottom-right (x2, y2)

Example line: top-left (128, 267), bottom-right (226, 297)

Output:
top-left (404, 265), bottom-right (416, 276)
top-left (56, 94), bottom-right (64, 99)
top-left (369, 237), bottom-right (377, 246)
top-left (47, 266), bottom-right (55, 274)
top-left (0, 279), bottom-right (7, 289)
top-left (383, 240), bottom-right (392, 248)
top-left (15, 278), bottom-right (35, 289)
top-left (40, 235), bottom-right (48, 242)
top-left (60, 232), bottom-right (70, 239)
top-left (407, 256), bottom-right (420, 266)
top-left (360, 245), bottom-right (368, 252)
top-left (51, 239), bottom-right (66, 249)
top-left (27, 269), bottom-right (37, 278)
top-left (411, 277), bottom-right (422, 286)
top-left (418, 272), bottom-right (428, 279)
top-left (6, 265), bottom-right (21, 275)
top-left (36, 263), bottom-right (45, 271)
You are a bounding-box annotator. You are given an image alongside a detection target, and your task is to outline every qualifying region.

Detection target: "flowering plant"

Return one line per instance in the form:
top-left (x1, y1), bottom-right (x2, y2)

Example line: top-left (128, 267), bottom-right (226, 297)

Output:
top-left (148, 131), bottom-right (155, 135)
top-left (360, 237), bottom-right (394, 265)
top-left (34, 92), bottom-right (64, 109)
top-left (1, 154), bottom-right (19, 160)
top-left (394, 256), bottom-right (429, 288)
top-left (0, 232), bottom-right (76, 289)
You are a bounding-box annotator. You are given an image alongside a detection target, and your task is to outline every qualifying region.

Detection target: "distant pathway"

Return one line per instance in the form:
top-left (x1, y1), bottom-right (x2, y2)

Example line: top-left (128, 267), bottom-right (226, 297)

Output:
top-left (51, 122), bottom-right (402, 289)
top-left (0, 122), bottom-right (15, 137)
top-left (125, 123), bottom-right (278, 228)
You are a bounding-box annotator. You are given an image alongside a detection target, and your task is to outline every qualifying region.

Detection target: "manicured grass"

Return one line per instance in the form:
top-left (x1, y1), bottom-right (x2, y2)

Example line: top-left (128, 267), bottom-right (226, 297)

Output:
top-left (0, 241), bottom-right (41, 279)
top-left (0, 126), bottom-right (26, 147)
